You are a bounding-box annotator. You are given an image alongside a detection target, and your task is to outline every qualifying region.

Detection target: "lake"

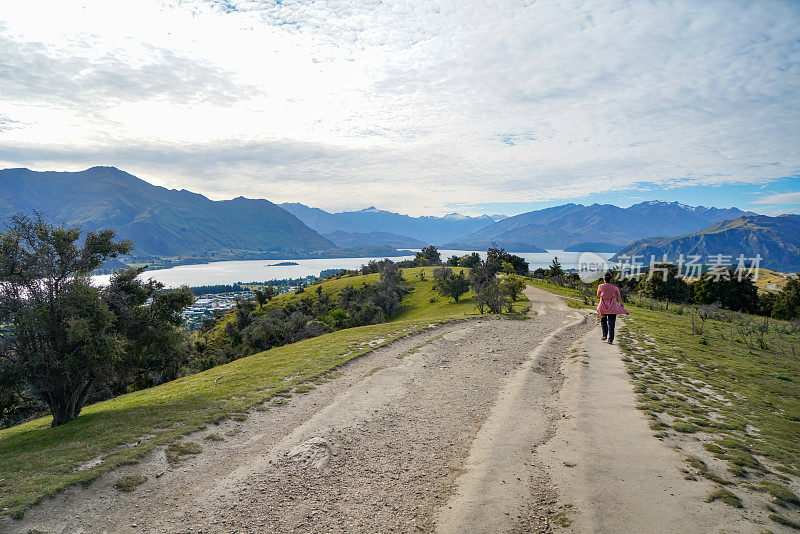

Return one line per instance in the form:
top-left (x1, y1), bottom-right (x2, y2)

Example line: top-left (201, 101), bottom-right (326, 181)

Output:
top-left (94, 250), bottom-right (614, 289)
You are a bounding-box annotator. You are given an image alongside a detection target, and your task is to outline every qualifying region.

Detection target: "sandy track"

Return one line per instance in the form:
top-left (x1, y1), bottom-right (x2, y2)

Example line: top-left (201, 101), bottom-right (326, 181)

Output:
top-left (6, 286), bottom-right (745, 534)
top-left (540, 322), bottom-right (767, 533)
top-left (8, 286), bottom-right (589, 534)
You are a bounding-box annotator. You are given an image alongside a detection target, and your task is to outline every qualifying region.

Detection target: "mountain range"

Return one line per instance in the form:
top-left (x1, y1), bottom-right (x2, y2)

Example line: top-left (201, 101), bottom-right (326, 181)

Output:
top-left (612, 214), bottom-right (800, 272)
top-left (280, 203), bottom-right (499, 244)
top-left (0, 167), bottom-right (334, 258)
top-left (4, 166), bottom-right (795, 272)
top-left (443, 201), bottom-right (755, 251)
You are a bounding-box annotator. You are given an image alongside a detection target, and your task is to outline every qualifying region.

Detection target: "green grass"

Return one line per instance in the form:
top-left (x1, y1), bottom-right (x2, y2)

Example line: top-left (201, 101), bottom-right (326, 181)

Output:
top-left (0, 266), bottom-right (528, 518)
top-left (770, 514), bottom-right (800, 530)
top-left (165, 442), bottom-right (202, 466)
top-left (616, 304), bottom-right (800, 474)
top-left (113, 474), bottom-right (147, 492)
top-left (705, 487), bottom-right (743, 508)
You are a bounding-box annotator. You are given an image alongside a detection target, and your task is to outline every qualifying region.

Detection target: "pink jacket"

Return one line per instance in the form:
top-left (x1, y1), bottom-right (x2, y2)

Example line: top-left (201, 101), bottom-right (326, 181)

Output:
top-left (596, 283), bottom-right (629, 315)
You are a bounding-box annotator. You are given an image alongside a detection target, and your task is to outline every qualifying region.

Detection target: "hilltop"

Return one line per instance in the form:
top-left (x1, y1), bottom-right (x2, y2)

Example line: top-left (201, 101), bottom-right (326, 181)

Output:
top-left (612, 214), bottom-right (800, 271)
top-left (0, 167), bottom-right (334, 258)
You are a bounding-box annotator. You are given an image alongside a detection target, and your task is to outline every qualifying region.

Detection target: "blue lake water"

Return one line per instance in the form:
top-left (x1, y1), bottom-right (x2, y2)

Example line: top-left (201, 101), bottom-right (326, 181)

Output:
top-left (94, 250), bottom-right (614, 289)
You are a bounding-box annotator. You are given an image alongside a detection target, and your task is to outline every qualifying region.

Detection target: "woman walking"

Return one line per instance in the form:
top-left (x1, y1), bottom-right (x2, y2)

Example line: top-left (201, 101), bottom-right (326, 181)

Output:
top-left (597, 272), bottom-right (629, 344)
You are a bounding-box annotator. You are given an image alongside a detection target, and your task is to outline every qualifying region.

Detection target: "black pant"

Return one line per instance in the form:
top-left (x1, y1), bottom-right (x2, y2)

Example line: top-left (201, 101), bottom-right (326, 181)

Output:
top-left (601, 314), bottom-right (617, 342)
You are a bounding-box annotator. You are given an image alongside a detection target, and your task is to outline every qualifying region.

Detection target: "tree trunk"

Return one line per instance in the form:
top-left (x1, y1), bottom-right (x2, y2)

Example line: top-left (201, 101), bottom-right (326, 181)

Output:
top-left (47, 381), bottom-right (93, 427)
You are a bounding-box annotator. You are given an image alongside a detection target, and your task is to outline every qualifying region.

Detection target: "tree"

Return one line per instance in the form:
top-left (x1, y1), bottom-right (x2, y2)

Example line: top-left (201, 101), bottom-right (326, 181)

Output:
top-left (434, 268), bottom-right (470, 303)
top-left (263, 285), bottom-right (277, 302)
top-left (380, 261), bottom-right (404, 285)
top-left (458, 252), bottom-right (481, 268)
top-left (432, 266), bottom-right (452, 285)
top-left (771, 277), bottom-right (800, 320)
top-left (104, 268), bottom-right (194, 393)
top-left (548, 257), bottom-right (564, 277)
top-left (469, 260), bottom-right (504, 313)
top-left (0, 215), bottom-right (193, 426)
top-left (501, 261), bottom-right (515, 274)
top-left (486, 244), bottom-right (529, 275)
top-left (415, 245), bottom-right (441, 266)
top-left (637, 263), bottom-right (692, 302)
top-left (254, 289), bottom-right (267, 308)
top-left (446, 255), bottom-right (460, 266)
top-left (692, 268), bottom-right (759, 313)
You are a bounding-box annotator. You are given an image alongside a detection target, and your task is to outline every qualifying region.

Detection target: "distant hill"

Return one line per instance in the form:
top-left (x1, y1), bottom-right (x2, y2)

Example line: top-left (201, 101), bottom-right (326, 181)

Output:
top-left (280, 203), bottom-right (496, 244)
top-left (612, 215), bottom-right (800, 272)
top-left (323, 230), bottom-right (427, 249)
top-left (444, 201), bottom-right (755, 251)
top-left (563, 242), bottom-right (621, 253)
top-left (0, 167), bottom-right (334, 258)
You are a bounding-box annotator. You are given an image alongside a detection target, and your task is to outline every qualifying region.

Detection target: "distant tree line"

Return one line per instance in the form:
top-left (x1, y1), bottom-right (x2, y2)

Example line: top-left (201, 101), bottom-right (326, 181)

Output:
top-left (533, 258), bottom-right (800, 320)
top-left (188, 283), bottom-right (246, 296)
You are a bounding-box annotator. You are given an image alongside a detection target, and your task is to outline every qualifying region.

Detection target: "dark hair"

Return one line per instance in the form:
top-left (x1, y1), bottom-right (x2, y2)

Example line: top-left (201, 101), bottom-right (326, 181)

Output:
top-left (603, 272), bottom-right (613, 283)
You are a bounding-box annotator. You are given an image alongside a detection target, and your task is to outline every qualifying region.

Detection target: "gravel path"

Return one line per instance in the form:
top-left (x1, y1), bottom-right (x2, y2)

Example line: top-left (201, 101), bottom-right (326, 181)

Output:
top-left (6, 287), bottom-right (592, 534)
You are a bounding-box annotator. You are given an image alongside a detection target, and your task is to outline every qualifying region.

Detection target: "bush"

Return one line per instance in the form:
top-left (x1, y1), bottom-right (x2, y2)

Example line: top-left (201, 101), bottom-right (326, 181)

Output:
top-left (499, 274), bottom-right (527, 301)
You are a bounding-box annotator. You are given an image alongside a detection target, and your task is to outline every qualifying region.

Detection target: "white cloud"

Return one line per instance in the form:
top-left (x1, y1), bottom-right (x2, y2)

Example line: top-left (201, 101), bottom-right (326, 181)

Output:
top-left (754, 191), bottom-right (800, 205)
top-left (0, 0), bottom-right (798, 215)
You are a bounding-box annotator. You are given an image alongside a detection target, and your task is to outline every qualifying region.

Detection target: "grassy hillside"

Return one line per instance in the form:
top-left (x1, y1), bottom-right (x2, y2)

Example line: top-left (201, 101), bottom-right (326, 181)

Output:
top-left (0, 267), bottom-right (526, 519)
top-left (532, 280), bottom-right (800, 527)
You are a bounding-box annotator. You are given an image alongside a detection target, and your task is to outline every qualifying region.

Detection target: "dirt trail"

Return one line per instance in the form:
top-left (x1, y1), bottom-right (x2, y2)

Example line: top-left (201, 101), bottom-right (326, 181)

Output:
top-left (4, 286), bottom-right (748, 533)
top-left (540, 322), bottom-right (766, 533)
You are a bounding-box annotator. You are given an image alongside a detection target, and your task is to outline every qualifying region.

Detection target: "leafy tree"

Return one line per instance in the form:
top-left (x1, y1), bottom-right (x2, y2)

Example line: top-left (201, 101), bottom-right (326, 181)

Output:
top-left (254, 289), bottom-right (267, 308)
top-left (771, 277), bottom-right (800, 320)
top-left (469, 260), bottom-right (504, 313)
top-left (103, 268), bottom-right (194, 393)
top-left (486, 244), bottom-right (506, 275)
top-left (433, 268), bottom-right (470, 303)
top-left (692, 268), bottom-right (759, 313)
top-left (486, 244), bottom-right (529, 275)
top-left (263, 285), bottom-right (276, 301)
top-left (638, 263), bottom-right (692, 302)
top-left (432, 266), bottom-right (452, 284)
top-left (501, 261), bottom-right (515, 274)
top-left (415, 245), bottom-right (441, 266)
top-left (380, 261), bottom-right (404, 285)
top-left (446, 255), bottom-right (460, 266)
top-left (458, 252), bottom-right (481, 268)
top-left (0, 215), bottom-right (193, 426)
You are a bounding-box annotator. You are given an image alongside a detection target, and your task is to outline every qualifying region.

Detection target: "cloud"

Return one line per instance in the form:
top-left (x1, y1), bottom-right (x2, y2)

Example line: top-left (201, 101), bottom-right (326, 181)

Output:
top-left (0, 0), bottom-right (798, 215)
top-left (754, 191), bottom-right (800, 205)
top-left (0, 27), bottom-right (257, 110)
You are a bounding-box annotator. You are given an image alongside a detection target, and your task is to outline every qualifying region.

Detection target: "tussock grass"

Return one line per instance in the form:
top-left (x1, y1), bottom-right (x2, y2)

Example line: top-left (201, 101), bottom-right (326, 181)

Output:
top-left (705, 488), bottom-right (743, 508)
top-left (165, 442), bottom-right (202, 466)
top-left (113, 474), bottom-right (147, 492)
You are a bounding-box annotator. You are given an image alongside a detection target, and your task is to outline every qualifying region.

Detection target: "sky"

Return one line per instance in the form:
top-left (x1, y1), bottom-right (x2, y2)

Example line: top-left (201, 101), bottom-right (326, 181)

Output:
top-left (0, 0), bottom-right (798, 217)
